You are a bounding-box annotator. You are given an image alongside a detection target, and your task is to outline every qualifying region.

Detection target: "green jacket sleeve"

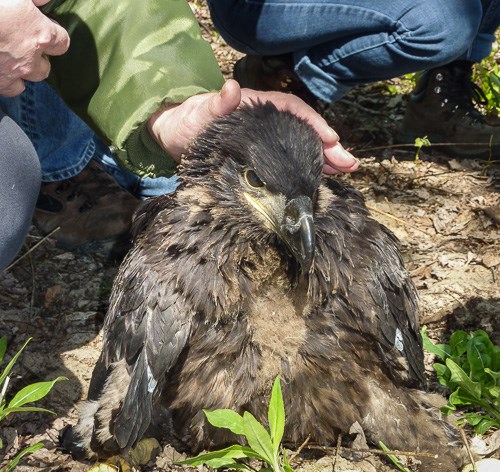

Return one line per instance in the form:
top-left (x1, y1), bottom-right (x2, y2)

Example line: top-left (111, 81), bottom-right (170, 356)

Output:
top-left (43, 0), bottom-right (224, 178)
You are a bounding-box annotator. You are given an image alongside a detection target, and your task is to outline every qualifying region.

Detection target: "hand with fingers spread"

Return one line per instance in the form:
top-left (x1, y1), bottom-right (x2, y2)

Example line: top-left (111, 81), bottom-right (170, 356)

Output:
top-left (0, 0), bottom-right (70, 97)
top-left (148, 79), bottom-right (359, 174)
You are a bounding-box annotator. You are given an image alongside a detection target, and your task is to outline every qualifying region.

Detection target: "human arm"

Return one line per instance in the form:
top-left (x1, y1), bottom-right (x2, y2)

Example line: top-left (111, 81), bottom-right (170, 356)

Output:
top-left (43, 0), bottom-right (224, 178)
top-left (0, 0), bottom-right (69, 97)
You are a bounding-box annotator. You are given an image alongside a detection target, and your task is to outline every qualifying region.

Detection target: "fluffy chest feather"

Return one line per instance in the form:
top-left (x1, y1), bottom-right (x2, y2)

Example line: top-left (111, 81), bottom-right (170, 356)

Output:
top-left (245, 286), bottom-right (308, 381)
top-left (169, 264), bottom-right (312, 411)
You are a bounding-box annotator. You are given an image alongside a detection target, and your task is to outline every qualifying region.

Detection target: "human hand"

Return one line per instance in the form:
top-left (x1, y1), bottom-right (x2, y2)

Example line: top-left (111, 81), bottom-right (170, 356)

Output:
top-left (0, 0), bottom-right (70, 97)
top-left (147, 79), bottom-right (359, 174)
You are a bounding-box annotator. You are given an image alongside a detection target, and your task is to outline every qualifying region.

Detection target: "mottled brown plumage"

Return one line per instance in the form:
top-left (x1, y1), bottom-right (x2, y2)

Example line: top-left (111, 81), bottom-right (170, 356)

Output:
top-left (64, 102), bottom-right (465, 470)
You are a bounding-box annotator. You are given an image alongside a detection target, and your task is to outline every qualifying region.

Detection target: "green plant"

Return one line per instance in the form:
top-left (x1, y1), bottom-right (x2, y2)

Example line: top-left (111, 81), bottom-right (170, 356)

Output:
top-left (422, 327), bottom-right (500, 434)
top-left (177, 377), bottom-right (293, 472)
top-left (385, 73), bottom-right (417, 96)
top-left (475, 63), bottom-right (500, 115)
top-left (0, 336), bottom-right (66, 471)
top-left (378, 441), bottom-right (412, 472)
top-left (413, 136), bottom-right (431, 164)
top-left (474, 36), bottom-right (500, 115)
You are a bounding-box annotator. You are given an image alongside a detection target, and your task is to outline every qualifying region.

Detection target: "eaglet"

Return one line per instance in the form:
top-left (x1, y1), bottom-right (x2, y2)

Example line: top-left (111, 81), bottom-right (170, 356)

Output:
top-left (63, 102), bottom-right (466, 471)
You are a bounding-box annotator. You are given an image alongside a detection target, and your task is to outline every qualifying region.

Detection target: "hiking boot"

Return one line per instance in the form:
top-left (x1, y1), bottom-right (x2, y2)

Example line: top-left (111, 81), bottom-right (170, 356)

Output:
top-left (234, 54), bottom-right (320, 107)
top-left (399, 61), bottom-right (500, 159)
top-left (33, 159), bottom-right (140, 253)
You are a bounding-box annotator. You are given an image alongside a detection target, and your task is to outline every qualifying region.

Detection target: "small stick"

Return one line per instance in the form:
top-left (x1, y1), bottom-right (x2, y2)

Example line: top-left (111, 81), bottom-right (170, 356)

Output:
top-left (333, 434), bottom-right (342, 471)
top-left (353, 141), bottom-right (500, 155)
top-left (306, 444), bottom-right (438, 459)
top-left (459, 424), bottom-right (477, 472)
top-left (366, 204), bottom-right (432, 236)
top-left (5, 227), bottom-right (60, 271)
top-left (289, 434), bottom-right (311, 463)
top-left (28, 249), bottom-right (36, 320)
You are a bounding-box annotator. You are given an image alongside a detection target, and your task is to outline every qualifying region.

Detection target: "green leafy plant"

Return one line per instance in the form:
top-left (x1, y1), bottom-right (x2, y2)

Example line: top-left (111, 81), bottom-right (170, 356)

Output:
top-left (475, 64), bottom-right (500, 115)
top-left (413, 136), bottom-right (431, 164)
top-left (0, 336), bottom-right (66, 472)
top-left (422, 327), bottom-right (500, 434)
top-left (474, 36), bottom-right (500, 116)
top-left (385, 73), bottom-right (417, 96)
top-left (177, 376), bottom-right (293, 472)
top-left (378, 441), bottom-right (412, 472)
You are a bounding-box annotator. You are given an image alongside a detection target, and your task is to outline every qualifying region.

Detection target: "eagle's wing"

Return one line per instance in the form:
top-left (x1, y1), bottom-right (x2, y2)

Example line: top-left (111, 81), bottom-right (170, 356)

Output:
top-left (320, 178), bottom-right (424, 386)
top-left (364, 222), bottom-right (424, 386)
top-left (89, 198), bottom-right (193, 450)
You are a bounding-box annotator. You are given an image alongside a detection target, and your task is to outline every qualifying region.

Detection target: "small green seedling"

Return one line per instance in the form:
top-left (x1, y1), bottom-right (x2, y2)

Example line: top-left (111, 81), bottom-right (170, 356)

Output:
top-left (177, 376), bottom-right (293, 472)
top-left (422, 327), bottom-right (500, 434)
top-left (0, 336), bottom-right (66, 471)
top-left (413, 136), bottom-right (431, 165)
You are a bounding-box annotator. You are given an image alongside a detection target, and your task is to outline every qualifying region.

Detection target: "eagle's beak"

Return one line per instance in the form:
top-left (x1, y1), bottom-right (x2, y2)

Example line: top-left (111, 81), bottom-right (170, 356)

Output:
top-left (280, 196), bottom-right (315, 274)
top-left (244, 192), bottom-right (315, 273)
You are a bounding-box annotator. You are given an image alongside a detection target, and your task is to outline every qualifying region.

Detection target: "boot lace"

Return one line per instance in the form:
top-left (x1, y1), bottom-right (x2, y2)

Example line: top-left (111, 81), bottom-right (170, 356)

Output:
top-left (436, 67), bottom-right (488, 123)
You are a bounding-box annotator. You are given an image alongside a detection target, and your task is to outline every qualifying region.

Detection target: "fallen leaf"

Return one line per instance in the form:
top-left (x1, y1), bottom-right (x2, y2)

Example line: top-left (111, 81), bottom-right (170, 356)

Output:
top-left (471, 429), bottom-right (500, 455)
top-left (484, 205), bottom-right (500, 225)
top-left (462, 458), bottom-right (500, 472)
top-left (128, 437), bottom-right (161, 465)
top-left (44, 284), bottom-right (62, 307)
top-left (481, 252), bottom-right (500, 268)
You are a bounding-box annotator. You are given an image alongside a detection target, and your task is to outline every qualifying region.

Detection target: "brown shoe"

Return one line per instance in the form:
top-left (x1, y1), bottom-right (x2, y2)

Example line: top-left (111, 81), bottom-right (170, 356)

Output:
top-left (234, 54), bottom-right (320, 107)
top-left (33, 159), bottom-right (140, 253)
top-left (399, 61), bottom-right (500, 159)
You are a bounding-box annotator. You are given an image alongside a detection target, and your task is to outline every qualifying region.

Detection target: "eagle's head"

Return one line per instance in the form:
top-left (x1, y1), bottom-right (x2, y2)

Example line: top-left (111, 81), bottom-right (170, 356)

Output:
top-left (180, 101), bottom-right (323, 274)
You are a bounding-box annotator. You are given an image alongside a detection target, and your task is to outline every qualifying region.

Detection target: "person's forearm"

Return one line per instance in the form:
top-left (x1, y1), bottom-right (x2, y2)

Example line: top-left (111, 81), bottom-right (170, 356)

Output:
top-left (43, 0), bottom-right (224, 177)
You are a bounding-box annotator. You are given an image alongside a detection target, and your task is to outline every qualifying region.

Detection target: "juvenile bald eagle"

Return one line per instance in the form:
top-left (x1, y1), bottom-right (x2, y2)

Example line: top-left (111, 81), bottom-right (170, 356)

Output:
top-left (65, 102), bottom-right (465, 470)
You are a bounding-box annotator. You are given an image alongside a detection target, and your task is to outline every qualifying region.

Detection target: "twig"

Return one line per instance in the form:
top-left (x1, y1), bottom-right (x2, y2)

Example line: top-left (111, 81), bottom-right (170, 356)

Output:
top-left (306, 444), bottom-right (438, 459)
top-left (5, 227), bottom-right (60, 271)
top-left (28, 248), bottom-right (36, 320)
top-left (333, 434), bottom-right (342, 471)
top-left (459, 424), bottom-right (477, 472)
top-left (353, 140), bottom-right (500, 156)
top-left (289, 434), bottom-right (311, 464)
top-left (366, 204), bottom-right (432, 236)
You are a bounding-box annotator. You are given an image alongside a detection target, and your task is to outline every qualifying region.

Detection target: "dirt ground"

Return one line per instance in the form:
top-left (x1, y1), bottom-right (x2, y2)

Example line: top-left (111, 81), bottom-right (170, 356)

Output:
top-left (0, 2), bottom-right (499, 471)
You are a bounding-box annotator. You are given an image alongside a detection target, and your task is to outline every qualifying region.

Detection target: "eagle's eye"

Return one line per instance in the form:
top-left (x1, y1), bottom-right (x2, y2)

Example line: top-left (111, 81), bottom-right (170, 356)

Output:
top-left (244, 169), bottom-right (265, 189)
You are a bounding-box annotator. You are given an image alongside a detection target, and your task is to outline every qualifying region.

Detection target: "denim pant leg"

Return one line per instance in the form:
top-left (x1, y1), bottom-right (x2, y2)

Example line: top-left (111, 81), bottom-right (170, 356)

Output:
top-left (208, 0), bottom-right (485, 102)
top-left (0, 109), bottom-right (41, 270)
top-left (465, 0), bottom-right (500, 61)
top-left (0, 81), bottom-right (178, 198)
top-left (0, 81), bottom-right (96, 182)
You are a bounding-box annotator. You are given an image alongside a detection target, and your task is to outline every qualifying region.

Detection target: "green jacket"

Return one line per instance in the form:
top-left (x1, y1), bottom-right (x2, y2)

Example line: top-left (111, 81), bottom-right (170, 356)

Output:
top-left (43, 0), bottom-right (224, 178)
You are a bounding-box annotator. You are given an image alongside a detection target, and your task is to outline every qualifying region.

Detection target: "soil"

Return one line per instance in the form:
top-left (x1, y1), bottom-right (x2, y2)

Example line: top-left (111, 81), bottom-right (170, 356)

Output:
top-left (0, 2), bottom-right (499, 472)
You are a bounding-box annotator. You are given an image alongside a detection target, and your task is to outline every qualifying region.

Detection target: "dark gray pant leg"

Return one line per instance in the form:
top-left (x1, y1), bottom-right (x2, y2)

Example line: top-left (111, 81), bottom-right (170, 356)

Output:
top-left (0, 108), bottom-right (41, 270)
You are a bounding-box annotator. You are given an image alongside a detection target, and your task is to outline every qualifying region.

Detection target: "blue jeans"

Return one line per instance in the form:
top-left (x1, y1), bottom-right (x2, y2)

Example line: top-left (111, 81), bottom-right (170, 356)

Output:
top-left (0, 81), bottom-right (178, 198)
top-left (208, 0), bottom-right (500, 102)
